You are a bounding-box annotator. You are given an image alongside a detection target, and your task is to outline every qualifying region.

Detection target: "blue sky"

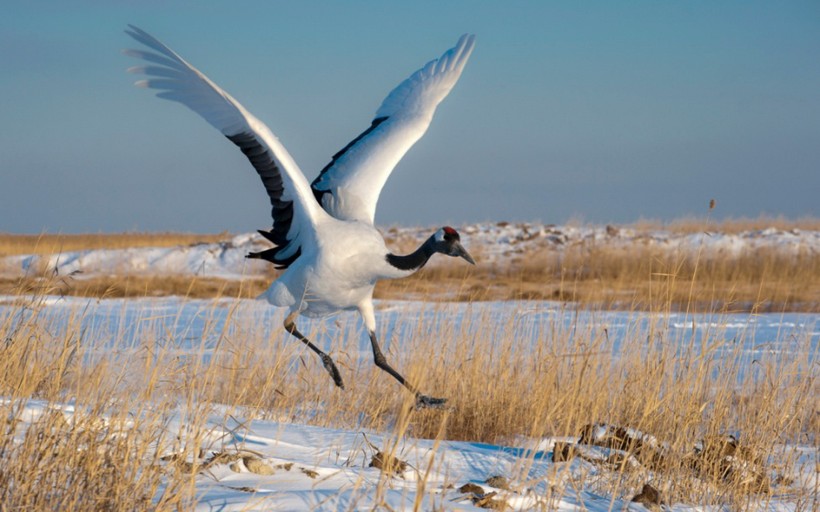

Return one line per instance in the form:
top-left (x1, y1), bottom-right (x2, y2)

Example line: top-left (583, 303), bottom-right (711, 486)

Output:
top-left (1, 1), bottom-right (818, 233)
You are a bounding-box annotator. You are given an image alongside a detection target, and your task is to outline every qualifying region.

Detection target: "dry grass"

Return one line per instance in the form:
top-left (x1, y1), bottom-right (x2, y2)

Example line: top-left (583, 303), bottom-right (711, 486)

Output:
top-left (376, 244), bottom-right (820, 312)
top-left (376, 215), bottom-right (820, 312)
top-left (0, 232), bottom-right (229, 257)
top-left (632, 214), bottom-right (820, 234)
top-left (1, 267), bottom-right (817, 509)
top-left (0, 274), bottom-right (269, 300)
top-left (0, 294), bottom-right (201, 510)
top-left (3, 246), bottom-right (816, 312)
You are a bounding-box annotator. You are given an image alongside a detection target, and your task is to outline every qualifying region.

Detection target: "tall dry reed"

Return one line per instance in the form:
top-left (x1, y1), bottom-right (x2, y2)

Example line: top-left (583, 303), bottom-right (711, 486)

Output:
top-left (0, 226), bottom-right (816, 509)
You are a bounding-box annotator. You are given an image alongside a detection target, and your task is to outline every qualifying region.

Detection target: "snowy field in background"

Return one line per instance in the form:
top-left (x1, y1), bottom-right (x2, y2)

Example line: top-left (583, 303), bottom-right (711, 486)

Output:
top-left (3, 223), bottom-right (818, 279)
top-left (2, 296), bottom-right (817, 510)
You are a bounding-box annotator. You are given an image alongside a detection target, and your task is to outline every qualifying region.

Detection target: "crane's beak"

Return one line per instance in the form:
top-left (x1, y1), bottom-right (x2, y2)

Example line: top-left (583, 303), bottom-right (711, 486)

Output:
top-left (453, 242), bottom-right (476, 265)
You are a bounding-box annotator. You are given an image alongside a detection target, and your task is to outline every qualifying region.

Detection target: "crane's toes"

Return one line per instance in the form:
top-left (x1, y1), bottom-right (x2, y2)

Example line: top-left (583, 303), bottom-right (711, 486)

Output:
top-left (321, 354), bottom-right (345, 389)
top-left (415, 394), bottom-right (448, 409)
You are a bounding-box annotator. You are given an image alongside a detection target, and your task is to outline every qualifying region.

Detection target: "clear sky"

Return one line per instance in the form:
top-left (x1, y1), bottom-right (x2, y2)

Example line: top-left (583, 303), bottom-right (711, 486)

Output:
top-left (1, 1), bottom-right (818, 233)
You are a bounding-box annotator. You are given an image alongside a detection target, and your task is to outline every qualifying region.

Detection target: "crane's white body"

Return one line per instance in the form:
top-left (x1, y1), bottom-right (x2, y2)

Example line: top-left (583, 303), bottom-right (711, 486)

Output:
top-left (262, 219), bottom-right (410, 322)
top-left (125, 25), bottom-right (474, 343)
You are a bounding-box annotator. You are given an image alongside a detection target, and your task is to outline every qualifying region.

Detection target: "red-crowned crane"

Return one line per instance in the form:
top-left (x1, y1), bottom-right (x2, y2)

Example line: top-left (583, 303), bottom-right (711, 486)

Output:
top-left (125, 26), bottom-right (476, 407)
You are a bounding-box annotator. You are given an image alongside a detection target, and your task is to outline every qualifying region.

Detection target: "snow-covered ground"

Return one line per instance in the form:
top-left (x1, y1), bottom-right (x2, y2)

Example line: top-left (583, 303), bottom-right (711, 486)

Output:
top-left (2, 296), bottom-right (817, 510)
top-left (18, 396), bottom-right (816, 511)
top-left (4, 223), bottom-right (818, 279)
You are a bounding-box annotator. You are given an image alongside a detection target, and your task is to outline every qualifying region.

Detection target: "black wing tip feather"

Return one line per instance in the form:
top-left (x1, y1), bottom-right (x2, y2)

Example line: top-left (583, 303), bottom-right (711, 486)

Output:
top-left (246, 243), bottom-right (301, 269)
top-left (226, 132), bottom-right (301, 269)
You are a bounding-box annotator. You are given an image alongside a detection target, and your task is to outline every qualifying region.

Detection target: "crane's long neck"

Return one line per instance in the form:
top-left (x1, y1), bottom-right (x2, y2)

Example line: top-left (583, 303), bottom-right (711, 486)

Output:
top-left (385, 236), bottom-right (437, 272)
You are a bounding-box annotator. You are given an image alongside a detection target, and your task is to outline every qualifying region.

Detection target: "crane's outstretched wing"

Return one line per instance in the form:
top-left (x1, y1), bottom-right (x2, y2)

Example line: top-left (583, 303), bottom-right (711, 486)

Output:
top-left (310, 34), bottom-right (475, 225)
top-left (124, 25), bottom-right (326, 268)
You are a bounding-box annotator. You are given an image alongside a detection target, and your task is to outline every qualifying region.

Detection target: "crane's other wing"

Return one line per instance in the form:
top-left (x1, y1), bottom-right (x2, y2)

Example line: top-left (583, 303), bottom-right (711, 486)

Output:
top-left (311, 34), bottom-right (475, 225)
top-left (124, 25), bottom-right (326, 268)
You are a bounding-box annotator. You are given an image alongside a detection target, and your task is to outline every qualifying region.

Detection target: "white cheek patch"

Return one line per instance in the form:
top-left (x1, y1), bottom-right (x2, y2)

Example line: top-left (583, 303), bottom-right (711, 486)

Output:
top-left (434, 229), bottom-right (446, 242)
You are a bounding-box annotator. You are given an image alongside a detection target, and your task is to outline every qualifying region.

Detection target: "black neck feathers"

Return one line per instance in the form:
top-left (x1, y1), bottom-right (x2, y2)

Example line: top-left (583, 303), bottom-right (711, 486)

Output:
top-left (385, 236), bottom-right (437, 272)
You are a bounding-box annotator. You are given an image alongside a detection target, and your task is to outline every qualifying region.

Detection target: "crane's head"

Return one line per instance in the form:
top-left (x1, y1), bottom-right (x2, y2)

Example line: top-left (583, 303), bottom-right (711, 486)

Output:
top-left (433, 226), bottom-right (475, 265)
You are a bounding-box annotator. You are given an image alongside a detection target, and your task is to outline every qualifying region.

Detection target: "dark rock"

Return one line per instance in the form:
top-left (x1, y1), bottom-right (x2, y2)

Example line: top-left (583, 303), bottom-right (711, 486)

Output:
top-left (458, 482), bottom-right (485, 495)
top-left (484, 475), bottom-right (510, 490)
top-left (578, 423), bottom-right (666, 470)
top-left (472, 491), bottom-right (507, 509)
top-left (226, 485), bottom-right (257, 493)
top-left (300, 467), bottom-right (319, 479)
top-left (552, 442), bottom-right (575, 462)
top-left (631, 483), bottom-right (662, 510)
top-left (694, 434), bottom-right (769, 492)
top-left (606, 452), bottom-right (632, 469)
top-left (369, 451), bottom-right (408, 475)
top-left (243, 456), bottom-right (274, 475)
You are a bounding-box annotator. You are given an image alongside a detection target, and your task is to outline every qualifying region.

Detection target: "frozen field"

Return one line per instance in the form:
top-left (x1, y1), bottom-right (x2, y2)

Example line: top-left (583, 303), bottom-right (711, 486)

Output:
top-left (2, 296), bottom-right (817, 510)
top-left (3, 296), bottom-right (817, 376)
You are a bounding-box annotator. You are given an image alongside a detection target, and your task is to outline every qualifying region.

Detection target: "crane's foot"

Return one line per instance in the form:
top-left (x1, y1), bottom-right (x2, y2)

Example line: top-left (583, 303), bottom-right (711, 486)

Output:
top-left (321, 354), bottom-right (345, 389)
top-left (415, 393), bottom-right (448, 409)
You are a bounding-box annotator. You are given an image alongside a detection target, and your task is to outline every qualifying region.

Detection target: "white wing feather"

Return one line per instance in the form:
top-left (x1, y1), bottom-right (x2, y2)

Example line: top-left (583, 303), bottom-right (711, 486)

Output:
top-left (311, 34), bottom-right (476, 225)
top-left (124, 25), bottom-right (326, 257)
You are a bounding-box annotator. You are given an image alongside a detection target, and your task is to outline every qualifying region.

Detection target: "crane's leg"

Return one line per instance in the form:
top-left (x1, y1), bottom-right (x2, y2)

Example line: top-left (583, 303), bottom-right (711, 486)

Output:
top-left (359, 301), bottom-right (446, 408)
top-left (284, 313), bottom-right (344, 389)
top-left (368, 330), bottom-right (447, 408)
